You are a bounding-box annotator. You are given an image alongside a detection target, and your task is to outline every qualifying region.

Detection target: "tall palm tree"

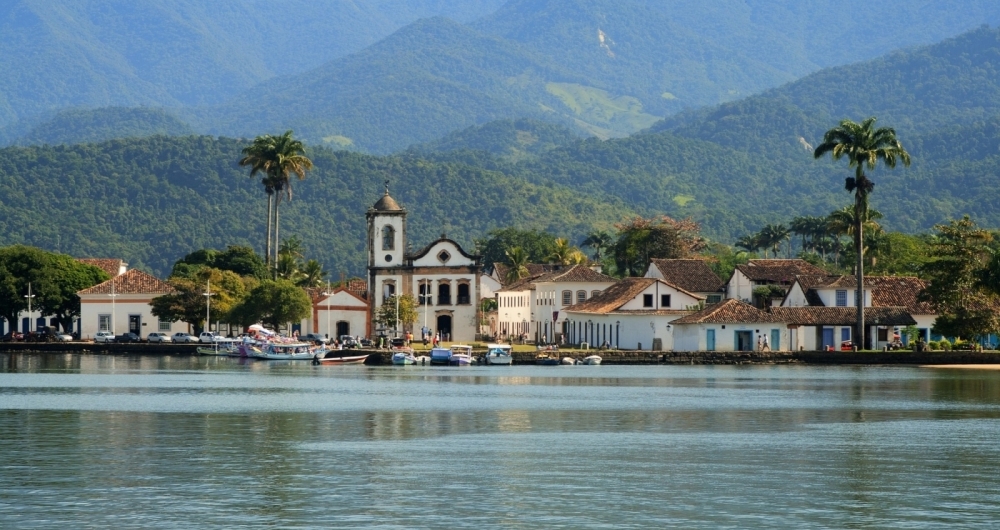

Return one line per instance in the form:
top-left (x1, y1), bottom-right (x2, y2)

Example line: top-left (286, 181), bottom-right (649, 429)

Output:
top-left (815, 117), bottom-right (911, 348)
top-left (790, 216), bottom-right (812, 254)
top-left (549, 238), bottom-right (580, 265)
top-left (735, 234), bottom-right (762, 256)
top-left (238, 131), bottom-right (313, 273)
top-left (504, 246), bottom-right (529, 284)
top-left (297, 259), bottom-right (328, 288)
top-left (761, 224), bottom-right (790, 258)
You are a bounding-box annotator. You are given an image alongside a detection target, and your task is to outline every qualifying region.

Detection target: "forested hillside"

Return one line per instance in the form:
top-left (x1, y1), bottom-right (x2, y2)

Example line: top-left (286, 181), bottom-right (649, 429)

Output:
top-left (13, 108), bottom-right (194, 146)
top-left (0, 0), bottom-right (505, 132)
top-left (0, 136), bottom-right (627, 277)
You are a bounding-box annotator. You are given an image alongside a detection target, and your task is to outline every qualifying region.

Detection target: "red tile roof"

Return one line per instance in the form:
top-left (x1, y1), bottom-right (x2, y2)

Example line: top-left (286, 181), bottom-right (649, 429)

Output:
top-left (867, 276), bottom-right (934, 314)
top-left (498, 264), bottom-right (614, 292)
top-left (77, 269), bottom-right (174, 295)
top-left (649, 258), bottom-right (724, 293)
top-left (735, 259), bottom-right (827, 282)
top-left (76, 258), bottom-right (126, 277)
top-left (565, 278), bottom-right (658, 314)
top-left (768, 306), bottom-right (917, 326)
top-left (670, 299), bottom-right (778, 324)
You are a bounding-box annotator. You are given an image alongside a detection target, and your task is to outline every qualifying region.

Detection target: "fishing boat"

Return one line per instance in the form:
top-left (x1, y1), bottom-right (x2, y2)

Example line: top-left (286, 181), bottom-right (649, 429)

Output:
top-left (582, 355), bottom-right (602, 365)
top-left (535, 353), bottom-right (560, 366)
top-left (250, 341), bottom-right (317, 360)
top-left (483, 343), bottom-right (513, 365)
top-left (392, 350), bottom-right (417, 365)
top-left (449, 345), bottom-right (474, 366)
top-left (429, 347), bottom-right (452, 366)
top-left (314, 351), bottom-right (369, 365)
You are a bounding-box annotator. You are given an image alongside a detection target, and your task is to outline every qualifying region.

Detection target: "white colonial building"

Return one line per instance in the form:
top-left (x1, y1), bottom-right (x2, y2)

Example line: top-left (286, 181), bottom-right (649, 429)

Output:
top-left (77, 269), bottom-right (182, 339)
top-left (366, 186), bottom-right (482, 342)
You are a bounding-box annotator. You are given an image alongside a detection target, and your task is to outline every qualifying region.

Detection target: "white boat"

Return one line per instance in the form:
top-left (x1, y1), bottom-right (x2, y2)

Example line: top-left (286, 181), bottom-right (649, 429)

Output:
top-left (250, 341), bottom-right (317, 360)
top-left (483, 343), bottom-right (513, 365)
top-left (430, 347), bottom-right (452, 365)
top-left (449, 345), bottom-right (474, 366)
top-left (414, 355), bottom-right (430, 365)
top-left (392, 351), bottom-right (417, 365)
top-left (313, 351), bottom-right (369, 365)
top-left (582, 355), bottom-right (602, 365)
top-left (561, 357), bottom-right (577, 365)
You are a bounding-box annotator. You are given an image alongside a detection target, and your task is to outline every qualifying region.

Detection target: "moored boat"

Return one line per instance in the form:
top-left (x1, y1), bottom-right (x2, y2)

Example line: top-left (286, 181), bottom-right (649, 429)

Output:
top-left (483, 343), bottom-right (513, 365)
top-left (429, 347), bottom-right (452, 365)
top-left (197, 339), bottom-right (239, 356)
top-left (392, 351), bottom-right (417, 365)
top-left (582, 355), bottom-right (602, 365)
top-left (535, 353), bottom-right (560, 366)
top-left (449, 345), bottom-right (474, 365)
top-left (561, 357), bottom-right (577, 365)
top-left (251, 341), bottom-right (317, 360)
top-left (314, 351), bottom-right (369, 365)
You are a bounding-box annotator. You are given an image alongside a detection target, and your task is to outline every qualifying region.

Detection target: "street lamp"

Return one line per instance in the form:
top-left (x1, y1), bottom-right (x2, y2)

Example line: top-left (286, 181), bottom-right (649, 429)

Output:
top-left (616, 320), bottom-right (620, 349)
top-left (108, 282), bottom-right (118, 335)
top-left (24, 282), bottom-right (35, 333)
top-left (322, 280), bottom-right (332, 343)
top-left (203, 280), bottom-right (212, 334)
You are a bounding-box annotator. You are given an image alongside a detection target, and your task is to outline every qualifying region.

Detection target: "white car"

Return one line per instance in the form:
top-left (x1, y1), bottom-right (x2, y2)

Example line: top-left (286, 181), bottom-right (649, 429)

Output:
top-left (54, 332), bottom-right (73, 342)
top-left (147, 332), bottom-right (172, 343)
top-left (199, 332), bottom-right (221, 343)
top-left (172, 332), bottom-right (198, 343)
top-left (94, 331), bottom-right (115, 343)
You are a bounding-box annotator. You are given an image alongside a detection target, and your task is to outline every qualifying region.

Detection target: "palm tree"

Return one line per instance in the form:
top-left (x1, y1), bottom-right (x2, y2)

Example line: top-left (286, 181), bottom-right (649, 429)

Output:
top-left (239, 136), bottom-right (279, 267)
top-left (297, 259), bottom-right (327, 288)
top-left (735, 234), bottom-right (762, 256)
top-left (549, 238), bottom-right (580, 265)
top-left (761, 224), bottom-right (790, 258)
top-left (581, 230), bottom-right (613, 261)
top-left (504, 246), bottom-right (529, 284)
top-left (815, 117), bottom-right (911, 349)
top-left (238, 131), bottom-right (313, 273)
top-left (790, 216), bottom-right (812, 254)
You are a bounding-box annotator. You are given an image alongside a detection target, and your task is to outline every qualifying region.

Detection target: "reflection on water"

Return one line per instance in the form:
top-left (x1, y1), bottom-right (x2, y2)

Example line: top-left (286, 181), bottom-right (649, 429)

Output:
top-left (3, 353), bottom-right (1000, 528)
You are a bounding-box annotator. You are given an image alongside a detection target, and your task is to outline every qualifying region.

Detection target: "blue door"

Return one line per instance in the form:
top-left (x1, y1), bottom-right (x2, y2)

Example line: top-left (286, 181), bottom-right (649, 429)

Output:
top-left (770, 329), bottom-right (780, 351)
top-left (822, 328), bottom-right (835, 350)
top-left (21, 317), bottom-right (30, 333)
top-left (706, 329), bottom-right (715, 351)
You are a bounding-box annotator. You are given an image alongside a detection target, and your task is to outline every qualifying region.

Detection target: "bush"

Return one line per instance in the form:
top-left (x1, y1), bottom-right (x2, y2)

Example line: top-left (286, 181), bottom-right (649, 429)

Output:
top-left (927, 340), bottom-right (940, 351)
top-left (940, 341), bottom-right (953, 351)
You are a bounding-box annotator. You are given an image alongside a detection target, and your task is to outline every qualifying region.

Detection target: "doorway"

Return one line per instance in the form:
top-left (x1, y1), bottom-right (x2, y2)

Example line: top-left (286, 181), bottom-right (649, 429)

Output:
top-left (734, 330), bottom-right (753, 351)
top-left (129, 315), bottom-right (141, 335)
top-left (336, 321), bottom-right (350, 338)
top-left (706, 329), bottom-right (715, 351)
top-left (436, 314), bottom-right (452, 340)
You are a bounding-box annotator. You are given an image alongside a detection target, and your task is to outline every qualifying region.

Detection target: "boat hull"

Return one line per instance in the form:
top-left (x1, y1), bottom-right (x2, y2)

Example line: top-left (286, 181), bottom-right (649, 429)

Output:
top-left (484, 355), bottom-right (512, 365)
top-left (583, 355), bottom-right (602, 365)
top-left (315, 353), bottom-right (369, 365)
top-left (448, 355), bottom-right (473, 366)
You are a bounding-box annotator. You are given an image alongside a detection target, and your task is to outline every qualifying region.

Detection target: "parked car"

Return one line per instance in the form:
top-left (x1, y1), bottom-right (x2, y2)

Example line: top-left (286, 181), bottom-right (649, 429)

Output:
top-left (199, 332), bottom-right (222, 343)
top-left (147, 332), bottom-right (172, 343)
top-left (172, 332), bottom-right (198, 343)
top-left (359, 338), bottom-right (374, 348)
top-left (115, 332), bottom-right (141, 343)
top-left (339, 335), bottom-right (359, 348)
top-left (54, 331), bottom-right (73, 342)
top-left (94, 331), bottom-right (116, 343)
top-left (300, 333), bottom-right (328, 345)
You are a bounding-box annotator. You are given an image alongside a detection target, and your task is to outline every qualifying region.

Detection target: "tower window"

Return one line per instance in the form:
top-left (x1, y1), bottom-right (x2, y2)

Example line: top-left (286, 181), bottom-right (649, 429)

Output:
top-left (382, 226), bottom-right (395, 250)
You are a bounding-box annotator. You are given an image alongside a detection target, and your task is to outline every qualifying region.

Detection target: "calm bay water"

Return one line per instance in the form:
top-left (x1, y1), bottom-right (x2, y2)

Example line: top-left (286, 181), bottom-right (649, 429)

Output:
top-left (3, 353), bottom-right (1000, 528)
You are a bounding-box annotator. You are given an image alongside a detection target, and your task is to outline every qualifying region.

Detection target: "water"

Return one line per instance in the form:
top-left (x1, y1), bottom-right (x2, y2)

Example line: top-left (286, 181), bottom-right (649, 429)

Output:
top-left (3, 354), bottom-right (1000, 528)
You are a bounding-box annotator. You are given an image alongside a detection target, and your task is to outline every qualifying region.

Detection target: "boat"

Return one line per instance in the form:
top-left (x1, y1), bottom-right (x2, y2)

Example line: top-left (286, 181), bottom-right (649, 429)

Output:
top-left (197, 339), bottom-right (239, 356)
top-left (561, 357), bottom-right (577, 365)
top-left (483, 343), bottom-right (513, 365)
top-left (535, 353), bottom-right (560, 366)
top-left (449, 345), bottom-right (474, 366)
top-left (414, 355), bottom-right (430, 365)
top-left (582, 355), bottom-right (602, 365)
top-left (250, 341), bottom-right (317, 360)
top-left (429, 347), bottom-right (452, 365)
top-left (392, 350), bottom-right (417, 365)
top-left (314, 351), bottom-right (369, 365)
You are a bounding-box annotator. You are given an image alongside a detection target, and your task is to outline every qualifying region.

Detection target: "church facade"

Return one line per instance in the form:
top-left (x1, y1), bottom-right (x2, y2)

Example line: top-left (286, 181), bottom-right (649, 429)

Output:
top-left (366, 186), bottom-right (482, 342)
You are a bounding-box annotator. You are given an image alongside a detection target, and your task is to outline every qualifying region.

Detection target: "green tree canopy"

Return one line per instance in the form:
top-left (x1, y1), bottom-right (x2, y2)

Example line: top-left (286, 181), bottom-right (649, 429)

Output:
top-left (475, 227), bottom-right (557, 271)
top-left (228, 279), bottom-right (312, 331)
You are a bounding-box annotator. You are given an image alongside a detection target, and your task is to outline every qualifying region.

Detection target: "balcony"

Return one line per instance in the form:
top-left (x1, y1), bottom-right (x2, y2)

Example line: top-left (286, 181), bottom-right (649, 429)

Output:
top-left (438, 295), bottom-right (452, 306)
top-left (457, 295), bottom-right (471, 305)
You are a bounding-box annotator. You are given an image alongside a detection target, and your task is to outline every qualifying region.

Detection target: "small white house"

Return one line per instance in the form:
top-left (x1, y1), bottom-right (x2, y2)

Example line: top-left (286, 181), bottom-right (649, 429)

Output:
top-left (672, 299), bottom-right (789, 352)
top-left (645, 258), bottom-right (725, 303)
top-left (77, 269), bottom-right (179, 339)
top-left (563, 277), bottom-right (704, 351)
top-left (726, 259), bottom-right (827, 303)
top-left (302, 287), bottom-right (369, 340)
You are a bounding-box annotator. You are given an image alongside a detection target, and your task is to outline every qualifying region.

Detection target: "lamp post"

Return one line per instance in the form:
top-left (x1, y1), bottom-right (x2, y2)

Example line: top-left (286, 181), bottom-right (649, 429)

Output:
top-left (322, 280), bottom-right (332, 343)
top-left (203, 280), bottom-right (212, 335)
top-left (24, 282), bottom-right (35, 333)
top-left (395, 292), bottom-right (400, 338)
top-left (616, 320), bottom-right (620, 350)
top-left (108, 282), bottom-right (118, 335)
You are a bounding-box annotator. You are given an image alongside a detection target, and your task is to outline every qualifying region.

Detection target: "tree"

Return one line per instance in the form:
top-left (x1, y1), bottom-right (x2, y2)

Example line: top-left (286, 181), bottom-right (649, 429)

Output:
top-left (760, 223), bottom-right (790, 258)
top-left (297, 259), bottom-right (328, 288)
top-left (228, 279), bottom-right (312, 331)
top-left (581, 230), bottom-right (613, 261)
top-left (612, 216), bottom-right (706, 277)
top-left (815, 117), bottom-right (911, 348)
top-left (920, 216), bottom-right (999, 341)
top-left (549, 238), bottom-right (585, 265)
top-left (474, 227), bottom-right (557, 271)
top-left (151, 268), bottom-right (254, 333)
top-left (239, 131), bottom-right (314, 272)
top-left (374, 294), bottom-right (417, 334)
top-left (503, 246), bottom-right (529, 284)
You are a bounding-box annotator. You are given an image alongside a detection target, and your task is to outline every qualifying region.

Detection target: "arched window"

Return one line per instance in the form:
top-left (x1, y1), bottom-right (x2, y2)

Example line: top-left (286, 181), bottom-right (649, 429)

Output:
top-left (438, 282), bottom-right (451, 305)
top-left (577, 290), bottom-right (587, 303)
top-left (382, 281), bottom-right (395, 301)
top-left (382, 226), bottom-right (395, 250)
top-left (562, 290), bottom-right (572, 305)
top-left (592, 290), bottom-right (602, 298)
top-left (457, 283), bottom-right (471, 305)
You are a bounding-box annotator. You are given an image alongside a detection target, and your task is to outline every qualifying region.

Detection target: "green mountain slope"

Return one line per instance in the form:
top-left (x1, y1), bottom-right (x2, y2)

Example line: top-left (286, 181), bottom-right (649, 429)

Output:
top-left (0, 136), bottom-right (628, 277)
top-left (0, 0), bottom-right (505, 129)
top-left (14, 108), bottom-right (194, 146)
top-left (406, 118), bottom-right (581, 162)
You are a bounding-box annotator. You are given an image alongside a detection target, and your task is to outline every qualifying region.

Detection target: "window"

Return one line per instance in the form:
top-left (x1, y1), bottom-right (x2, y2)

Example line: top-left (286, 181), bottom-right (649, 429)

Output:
top-left (643, 294), bottom-right (654, 308)
top-left (562, 290), bottom-right (572, 305)
top-left (457, 283), bottom-right (471, 305)
top-left (382, 226), bottom-right (395, 250)
top-left (835, 290), bottom-right (847, 307)
top-left (661, 294), bottom-right (671, 308)
top-left (158, 320), bottom-right (171, 332)
top-left (592, 290), bottom-right (601, 298)
top-left (98, 314), bottom-right (110, 332)
top-left (707, 294), bottom-right (722, 304)
top-left (577, 290), bottom-right (587, 303)
top-left (438, 283), bottom-right (451, 305)
top-left (419, 283), bottom-right (433, 305)
top-left (383, 282), bottom-right (395, 301)
top-left (841, 328), bottom-right (851, 342)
